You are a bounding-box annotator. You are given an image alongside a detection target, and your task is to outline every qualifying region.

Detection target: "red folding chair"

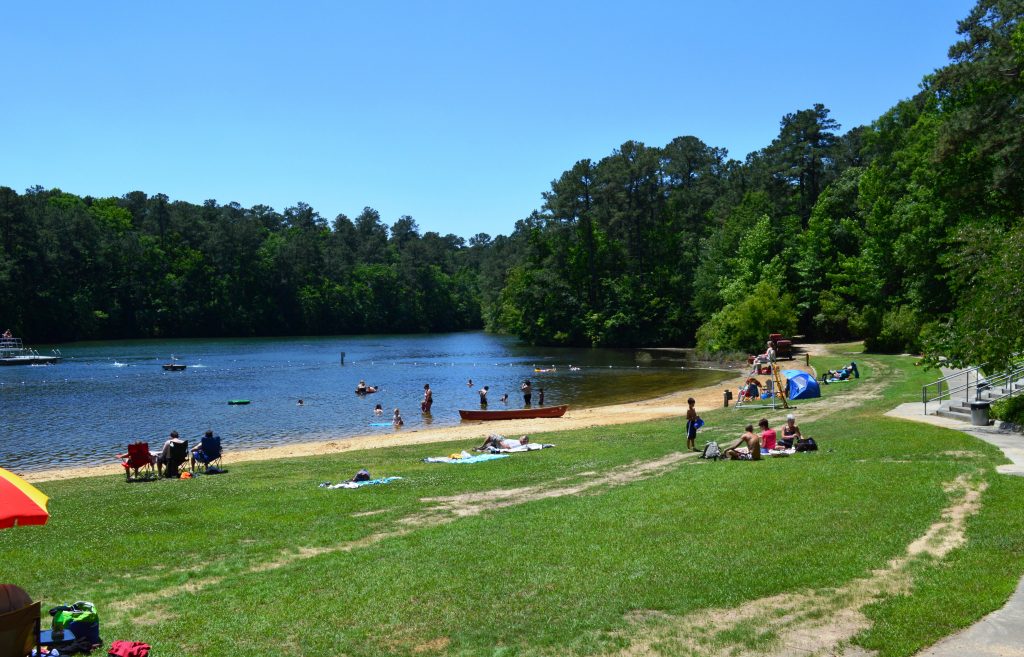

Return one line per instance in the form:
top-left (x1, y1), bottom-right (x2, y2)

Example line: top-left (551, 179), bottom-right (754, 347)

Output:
top-left (118, 442), bottom-right (156, 482)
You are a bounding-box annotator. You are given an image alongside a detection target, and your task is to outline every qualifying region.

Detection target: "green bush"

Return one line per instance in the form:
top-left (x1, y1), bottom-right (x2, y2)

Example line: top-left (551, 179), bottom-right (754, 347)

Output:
top-left (991, 395), bottom-right (1024, 426)
top-left (696, 280), bottom-right (798, 354)
top-left (864, 305), bottom-right (923, 353)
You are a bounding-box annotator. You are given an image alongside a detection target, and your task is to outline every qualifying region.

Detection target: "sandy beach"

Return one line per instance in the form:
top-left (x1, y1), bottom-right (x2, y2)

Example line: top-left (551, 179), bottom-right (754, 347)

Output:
top-left (26, 359), bottom-right (818, 484)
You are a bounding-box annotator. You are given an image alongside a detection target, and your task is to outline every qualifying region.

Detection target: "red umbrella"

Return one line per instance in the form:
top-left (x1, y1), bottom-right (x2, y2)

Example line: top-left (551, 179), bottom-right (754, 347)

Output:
top-left (0, 467), bottom-right (49, 528)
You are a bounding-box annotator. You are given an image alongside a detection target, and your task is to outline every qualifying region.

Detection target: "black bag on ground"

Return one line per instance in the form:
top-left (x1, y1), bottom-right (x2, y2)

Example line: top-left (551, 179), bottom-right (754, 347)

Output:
top-left (795, 437), bottom-right (818, 452)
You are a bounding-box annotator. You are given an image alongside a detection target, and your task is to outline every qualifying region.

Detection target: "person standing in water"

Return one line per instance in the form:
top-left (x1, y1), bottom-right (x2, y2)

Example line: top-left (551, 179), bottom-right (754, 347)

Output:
top-left (685, 397), bottom-right (699, 452)
top-left (393, 408), bottom-right (404, 427)
top-left (521, 380), bottom-right (532, 406)
top-left (538, 388), bottom-right (545, 406)
top-left (479, 385), bottom-right (489, 407)
top-left (421, 383), bottom-right (433, 413)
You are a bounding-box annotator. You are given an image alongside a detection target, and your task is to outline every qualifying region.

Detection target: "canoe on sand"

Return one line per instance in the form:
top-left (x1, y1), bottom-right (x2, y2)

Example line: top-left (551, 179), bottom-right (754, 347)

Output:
top-left (458, 405), bottom-right (568, 421)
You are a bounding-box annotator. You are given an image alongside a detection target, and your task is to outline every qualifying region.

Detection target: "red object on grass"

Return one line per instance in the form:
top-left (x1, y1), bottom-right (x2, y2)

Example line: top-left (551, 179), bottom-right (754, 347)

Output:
top-left (0, 467), bottom-right (49, 529)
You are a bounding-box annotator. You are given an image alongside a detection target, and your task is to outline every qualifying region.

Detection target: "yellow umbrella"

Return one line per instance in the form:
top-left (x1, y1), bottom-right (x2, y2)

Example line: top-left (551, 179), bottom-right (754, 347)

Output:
top-left (0, 467), bottom-right (49, 528)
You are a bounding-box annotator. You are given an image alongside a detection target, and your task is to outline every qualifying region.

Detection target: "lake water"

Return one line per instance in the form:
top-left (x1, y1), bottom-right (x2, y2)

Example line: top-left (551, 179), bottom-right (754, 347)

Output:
top-left (0, 332), bottom-right (732, 473)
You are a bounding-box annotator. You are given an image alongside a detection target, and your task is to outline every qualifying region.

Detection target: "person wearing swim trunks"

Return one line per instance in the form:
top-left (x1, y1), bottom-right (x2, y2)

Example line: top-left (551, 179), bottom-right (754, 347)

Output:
top-left (685, 397), bottom-right (699, 452)
top-left (726, 425), bottom-right (761, 461)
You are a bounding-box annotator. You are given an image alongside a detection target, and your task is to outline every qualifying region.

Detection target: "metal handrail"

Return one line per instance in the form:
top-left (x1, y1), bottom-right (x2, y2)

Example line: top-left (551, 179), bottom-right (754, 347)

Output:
top-left (929, 364), bottom-right (985, 384)
top-left (923, 361), bottom-right (1024, 414)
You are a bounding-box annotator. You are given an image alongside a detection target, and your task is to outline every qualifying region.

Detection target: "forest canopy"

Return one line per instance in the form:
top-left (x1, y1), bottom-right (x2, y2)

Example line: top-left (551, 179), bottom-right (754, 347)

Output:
top-left (1, 0), bottom-right (1021, 369)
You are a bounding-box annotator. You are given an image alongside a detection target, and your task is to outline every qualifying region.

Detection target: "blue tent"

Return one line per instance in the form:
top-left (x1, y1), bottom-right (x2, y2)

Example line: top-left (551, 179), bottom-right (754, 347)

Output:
top-left (782, 369), bottom-right (821, 400)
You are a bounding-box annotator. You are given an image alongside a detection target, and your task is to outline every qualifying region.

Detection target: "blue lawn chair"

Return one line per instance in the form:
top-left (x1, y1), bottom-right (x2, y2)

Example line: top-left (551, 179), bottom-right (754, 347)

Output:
top-left (191, 435), bottom-right (223, 472)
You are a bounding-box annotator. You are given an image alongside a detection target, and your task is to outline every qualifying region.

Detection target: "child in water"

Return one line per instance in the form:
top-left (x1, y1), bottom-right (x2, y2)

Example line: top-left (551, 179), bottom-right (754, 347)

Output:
top-left (374, 403), bottom-right (383, 416)
top-left (393, 408), bottom-right (404, 427)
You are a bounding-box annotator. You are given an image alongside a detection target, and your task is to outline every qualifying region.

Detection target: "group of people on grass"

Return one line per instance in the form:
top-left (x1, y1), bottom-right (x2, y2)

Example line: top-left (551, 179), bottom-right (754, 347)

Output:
top-left (725, 415), bottom-right (803, 460)
top-left (686, 396), bottom-right (805, 461)
top-left (118, 429), bottom-right (222, 477)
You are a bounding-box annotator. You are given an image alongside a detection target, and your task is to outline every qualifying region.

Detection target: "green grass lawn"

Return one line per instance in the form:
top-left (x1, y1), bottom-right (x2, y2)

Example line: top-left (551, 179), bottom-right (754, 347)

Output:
top-left (3, 346), bottom-right (1024, 656)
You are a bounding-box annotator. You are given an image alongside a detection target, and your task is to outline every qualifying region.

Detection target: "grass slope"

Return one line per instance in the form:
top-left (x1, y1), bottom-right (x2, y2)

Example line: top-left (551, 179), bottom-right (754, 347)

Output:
top-left (2, 347), bottom-right (1023, 656)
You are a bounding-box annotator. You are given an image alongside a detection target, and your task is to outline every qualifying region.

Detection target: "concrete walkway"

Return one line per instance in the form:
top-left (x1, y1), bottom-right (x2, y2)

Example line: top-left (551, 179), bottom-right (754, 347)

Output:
top-left (885, 403), bottom-right (1024, 476)
top-left (884, 403), bottom-right (1024, 655)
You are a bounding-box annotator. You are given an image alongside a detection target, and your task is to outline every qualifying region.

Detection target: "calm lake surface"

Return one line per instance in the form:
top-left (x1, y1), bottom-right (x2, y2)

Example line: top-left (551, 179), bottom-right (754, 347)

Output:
top-left (0, 332), bottom-right (732, 473)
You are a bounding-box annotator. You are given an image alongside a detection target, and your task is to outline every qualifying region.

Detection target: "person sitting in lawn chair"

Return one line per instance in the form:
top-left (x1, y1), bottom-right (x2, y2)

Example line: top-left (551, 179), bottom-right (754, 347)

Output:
top-left (738, 378), bottom-right (761, 402)
top-left (191, 430), bottom-right (223, 472)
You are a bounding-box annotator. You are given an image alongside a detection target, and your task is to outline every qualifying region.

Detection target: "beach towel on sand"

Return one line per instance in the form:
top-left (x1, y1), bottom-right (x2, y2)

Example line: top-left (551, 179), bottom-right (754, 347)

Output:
top-left (319, 477), bottom-right (403, 489)
top-left (424, 453), bottom-right (509, 464)
top-left (488, 442), bottom-right (555, 454)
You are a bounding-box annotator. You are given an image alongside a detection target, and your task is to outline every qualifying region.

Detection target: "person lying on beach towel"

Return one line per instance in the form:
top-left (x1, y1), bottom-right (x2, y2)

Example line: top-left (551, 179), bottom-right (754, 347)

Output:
top-left (473, 434), bottom-right (529, 451)
top-left (424, 452), bottom-right (509, 464)
top-left (487, 442), bottom-right (556, 454)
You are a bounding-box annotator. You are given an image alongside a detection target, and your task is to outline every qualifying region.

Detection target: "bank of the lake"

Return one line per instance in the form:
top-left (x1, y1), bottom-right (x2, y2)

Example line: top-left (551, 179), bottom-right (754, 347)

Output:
top-left (1, 332), bottom-right (738, 476)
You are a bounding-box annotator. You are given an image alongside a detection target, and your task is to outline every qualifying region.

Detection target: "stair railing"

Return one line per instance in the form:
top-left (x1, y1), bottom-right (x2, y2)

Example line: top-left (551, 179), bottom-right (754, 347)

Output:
top-left (922, 360), bottom-right (1024, 415)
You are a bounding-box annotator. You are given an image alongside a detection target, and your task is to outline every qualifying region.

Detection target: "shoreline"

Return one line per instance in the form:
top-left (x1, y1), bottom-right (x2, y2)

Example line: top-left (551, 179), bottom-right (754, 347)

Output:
top-left (24, 363), bottom-right (809, 485)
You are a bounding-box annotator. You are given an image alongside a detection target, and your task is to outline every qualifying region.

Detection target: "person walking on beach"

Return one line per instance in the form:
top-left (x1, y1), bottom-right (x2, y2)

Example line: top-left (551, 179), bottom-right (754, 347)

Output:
top-left (685, 398), bottom-right (699, 452)
top-left (421, 383), bottom-right (433, 413)
top-left (521, 380), bottom-right (532, 406)
top-left (479, 385), bottom-right (489, 407)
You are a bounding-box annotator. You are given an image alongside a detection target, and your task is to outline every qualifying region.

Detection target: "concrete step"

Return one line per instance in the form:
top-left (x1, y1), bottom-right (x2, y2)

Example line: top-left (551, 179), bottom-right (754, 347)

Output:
top-left (935, 408), bottom-right (970, 422)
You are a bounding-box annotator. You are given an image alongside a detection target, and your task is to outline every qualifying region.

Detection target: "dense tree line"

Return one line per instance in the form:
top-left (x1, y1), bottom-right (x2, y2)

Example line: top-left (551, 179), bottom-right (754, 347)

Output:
top-left (0, 190), bottom-right (484, 340)
top-left (487, 0), bottom-right (1024, 369)
top-left (3, 0), bottom-right (1020, 371)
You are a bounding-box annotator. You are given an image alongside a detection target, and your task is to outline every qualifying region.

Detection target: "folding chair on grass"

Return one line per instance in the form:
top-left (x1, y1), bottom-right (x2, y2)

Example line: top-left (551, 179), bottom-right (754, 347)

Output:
top-left (0, 600), bottom-right (41, 657)
top-left (161, 440), bottom-right (189, 478)
top-left (191, 435), bottom-right (223, 473)
top-left (118, 442), bottom-right (156, 482)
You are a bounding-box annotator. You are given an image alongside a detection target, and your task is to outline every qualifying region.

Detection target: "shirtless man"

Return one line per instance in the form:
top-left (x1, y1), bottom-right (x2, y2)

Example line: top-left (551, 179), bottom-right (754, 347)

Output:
top-left (725, 425), bottom-right (761, 461)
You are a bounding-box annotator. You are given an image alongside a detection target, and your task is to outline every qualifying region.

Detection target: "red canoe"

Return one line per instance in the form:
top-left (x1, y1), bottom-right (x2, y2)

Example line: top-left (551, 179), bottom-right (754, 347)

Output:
top-left (458, 404), bottom-right (569, 421)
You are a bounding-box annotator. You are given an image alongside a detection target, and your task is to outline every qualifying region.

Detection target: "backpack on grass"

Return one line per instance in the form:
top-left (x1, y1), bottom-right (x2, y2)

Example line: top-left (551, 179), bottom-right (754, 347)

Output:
top-left (700, 441), bottom-right (721, 460)
top-left (795, 437), bottom-right (818, 452)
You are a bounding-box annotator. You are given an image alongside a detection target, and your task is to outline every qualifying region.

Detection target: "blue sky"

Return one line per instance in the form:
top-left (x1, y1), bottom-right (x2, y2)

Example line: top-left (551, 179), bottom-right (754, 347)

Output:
top-left (1, 1), bottom-right (975, 238)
